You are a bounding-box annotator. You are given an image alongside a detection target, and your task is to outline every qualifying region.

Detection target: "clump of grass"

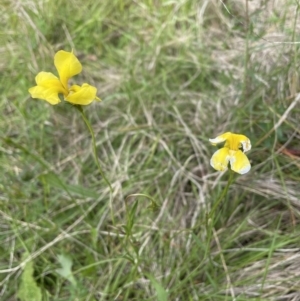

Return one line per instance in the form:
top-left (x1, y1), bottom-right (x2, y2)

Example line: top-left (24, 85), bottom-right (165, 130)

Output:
top-left (1, 0), bottom-right (300, 300)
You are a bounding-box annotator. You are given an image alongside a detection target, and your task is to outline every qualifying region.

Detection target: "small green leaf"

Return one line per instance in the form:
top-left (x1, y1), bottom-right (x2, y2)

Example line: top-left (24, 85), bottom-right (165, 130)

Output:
top-left (17, 253), bottom-right (42, 301)
top-left (56, 254), bottom-right (77, 287)
top-left (148, 275), bottom-right (168, 301)
top-left (126, 200), bottom-right (139, 235)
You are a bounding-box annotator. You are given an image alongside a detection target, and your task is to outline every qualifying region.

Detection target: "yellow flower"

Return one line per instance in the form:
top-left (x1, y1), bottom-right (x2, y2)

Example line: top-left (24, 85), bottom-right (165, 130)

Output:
top-left (28, 50), bottom-right (100, 105)
top-left (209, 132), bottom-right (251, 174)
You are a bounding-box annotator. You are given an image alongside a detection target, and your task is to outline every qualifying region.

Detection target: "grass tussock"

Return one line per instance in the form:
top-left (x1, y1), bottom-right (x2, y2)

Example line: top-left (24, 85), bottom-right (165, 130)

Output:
top-left (1, 0), bottom-right (300, 300)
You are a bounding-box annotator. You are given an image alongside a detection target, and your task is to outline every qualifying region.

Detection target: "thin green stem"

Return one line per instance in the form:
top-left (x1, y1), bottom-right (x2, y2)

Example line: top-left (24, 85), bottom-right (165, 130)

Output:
top-left (75, 105), bottom-right (115, 225)
top-left (124, 193), bottom-right (159, 236)
top-left (205, 171), bottom-right (235, 263)
top-left (125, 194), bottom-right (159, 213)
top-left (208, 171), bottom-right (234, 219)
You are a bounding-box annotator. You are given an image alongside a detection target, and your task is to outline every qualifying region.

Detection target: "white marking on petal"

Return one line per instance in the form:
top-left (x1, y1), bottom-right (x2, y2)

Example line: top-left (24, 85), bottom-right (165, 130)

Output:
top-left (238, 164), bottom-right (251, 174)
top-left (241, 139), bottom-right (251, 152)
top-left (209, 137), bottom-right (226, 145)
top-left (209, 132), bottom-right (232, 145)
top-left (228, 151), bottom-right (236, 163)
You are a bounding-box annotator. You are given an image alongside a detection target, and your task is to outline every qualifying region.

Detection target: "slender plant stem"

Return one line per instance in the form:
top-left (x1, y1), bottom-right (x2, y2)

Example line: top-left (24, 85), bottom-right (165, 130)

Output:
top-left (75, 105), bottom-right (115, 225)
top-left (205, 171), bottom-right (235, 263)
top-left (124, 193), bottom-right (159, 243)
top-left (208, 171), bottom-right (234, 219)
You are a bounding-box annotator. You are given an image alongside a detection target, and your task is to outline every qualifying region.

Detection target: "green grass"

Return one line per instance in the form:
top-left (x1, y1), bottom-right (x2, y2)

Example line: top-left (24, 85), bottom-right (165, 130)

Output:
top-left (1, 0), bottom-right (300, 300)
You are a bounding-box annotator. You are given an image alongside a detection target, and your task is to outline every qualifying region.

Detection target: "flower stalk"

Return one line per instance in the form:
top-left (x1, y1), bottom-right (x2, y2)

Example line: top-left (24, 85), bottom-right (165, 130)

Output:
top-left (75, 105), bottom-right (115, 225)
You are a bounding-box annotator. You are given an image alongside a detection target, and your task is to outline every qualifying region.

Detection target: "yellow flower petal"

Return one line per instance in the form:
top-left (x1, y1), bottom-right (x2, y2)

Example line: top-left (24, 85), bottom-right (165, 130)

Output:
top-left (54, 50), bottom-right (82, 90)
top-left (224, 134), bottom-right (251, 152)
top-left (210, 147), bottom-right (230, 171)
top-left (238, 136), bottom-right (251, 153)
top-left (28, 72), bottom-right (66, 105)
top-left (209, 132), bottom-right (251, 174)
top-left (210, 132), bottom-right (251, 152)
top-left (65, 83), bottom-right (99, 105)
top-left (35, 72), bottom-right (66, 93)
top-left (28, 86), bottom-right (61, 105)
top-left (229, 150), bottom-right (251, 174)
top-left (209, 132), bottom-right (232, 145)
